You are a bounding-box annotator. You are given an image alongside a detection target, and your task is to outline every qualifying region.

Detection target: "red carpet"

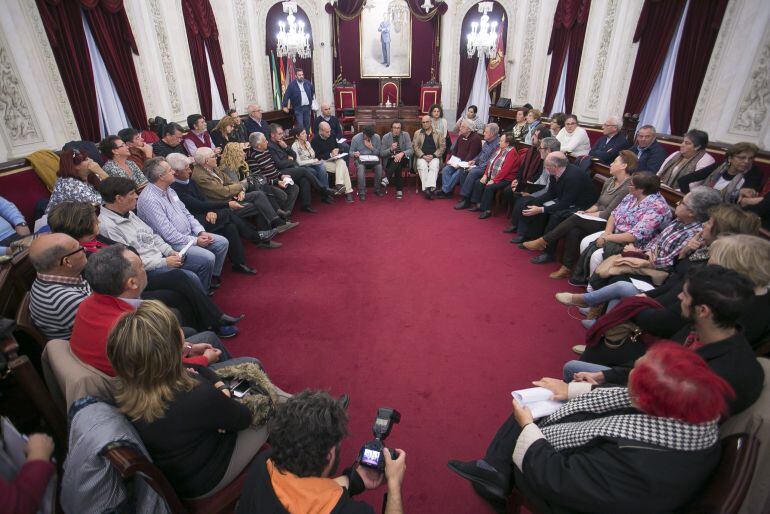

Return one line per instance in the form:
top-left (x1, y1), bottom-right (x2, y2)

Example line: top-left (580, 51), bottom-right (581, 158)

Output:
top-left (214, 190), bottom-right (581, 512)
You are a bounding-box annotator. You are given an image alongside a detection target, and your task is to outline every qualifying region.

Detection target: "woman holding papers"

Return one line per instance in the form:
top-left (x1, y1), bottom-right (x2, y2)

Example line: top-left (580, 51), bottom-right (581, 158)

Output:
top-left (522, 150), bottom-right (637, 278)
top-left (291, 128), bottom-right (329, 190)
top-left (448, 342), bottom-right (733, 514)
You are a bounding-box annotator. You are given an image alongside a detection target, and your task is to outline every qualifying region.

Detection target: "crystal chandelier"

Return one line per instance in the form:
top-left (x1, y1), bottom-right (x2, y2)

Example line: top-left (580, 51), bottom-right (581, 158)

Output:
top-left (276, 1), bottom-right (311, 61)
top-left (466, 2), bottom-right (498, 59)
top-left (387, 0), bottom-right (409, 34)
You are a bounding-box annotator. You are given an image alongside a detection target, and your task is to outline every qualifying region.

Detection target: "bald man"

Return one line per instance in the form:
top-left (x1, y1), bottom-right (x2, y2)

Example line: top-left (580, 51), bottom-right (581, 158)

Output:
top-left (28, 233), bottom-right (91, 340)
top-left (311, 121), bottom-right (354, 202)
top-left (244, 104), bottom-right (270, 138)
top-left (412, 115), bottom-right (446, 199)
top-left (313, 102), bottom-right (349, 153)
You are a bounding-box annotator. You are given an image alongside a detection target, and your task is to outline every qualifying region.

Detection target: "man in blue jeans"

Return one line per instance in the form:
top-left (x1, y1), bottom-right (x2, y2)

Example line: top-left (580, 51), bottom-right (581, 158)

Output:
top-left (282, 69), bottom-right (314, 131)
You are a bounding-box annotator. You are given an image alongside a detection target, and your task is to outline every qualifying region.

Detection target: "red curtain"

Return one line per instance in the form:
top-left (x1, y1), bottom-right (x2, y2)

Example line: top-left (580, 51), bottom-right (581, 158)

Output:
top-left (265, 2), bottom-right (313, 83)
top-left (81, 1), bottom-right (147, 130)
top-left (36, 0), bottom-right (147, 140)
top-left (181, 0), bottom-right (229, 120)
top-left (542, 0), bottom-right (591, 115)
top-left (669, 0), bottom-right (728, 135)
top-left (36, 0), bottom-right (101, 141)
top-left (457, 1), bottom-right (507, 114)
top-left (325, 1), bottom-right (445, 106)
top-left (623, 0), bottom-right (686, 116)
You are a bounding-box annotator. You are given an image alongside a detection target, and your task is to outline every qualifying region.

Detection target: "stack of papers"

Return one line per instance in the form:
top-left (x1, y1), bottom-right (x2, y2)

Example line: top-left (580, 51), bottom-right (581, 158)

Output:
top-left (448, 156), bottom-right (470, 168)
top-left (328, 152), bottom-right (348, 161)
top-left (576, 212), bottom-right (606, 222)
top-left (359, 155), bottom-right (380, 162)
top-left (511, 387), bottom-right (564, 419)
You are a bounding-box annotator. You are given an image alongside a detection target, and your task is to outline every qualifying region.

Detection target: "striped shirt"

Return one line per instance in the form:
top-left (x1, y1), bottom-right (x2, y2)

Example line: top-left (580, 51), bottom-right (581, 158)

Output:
top-left (136, 183), bottom-right (204, 248)
top-left (244, 148), bottom-right (281, 183)
top-left (643, 219), bottom-right (702, 269)
top-left (29, 275), bottom-right (92, 341)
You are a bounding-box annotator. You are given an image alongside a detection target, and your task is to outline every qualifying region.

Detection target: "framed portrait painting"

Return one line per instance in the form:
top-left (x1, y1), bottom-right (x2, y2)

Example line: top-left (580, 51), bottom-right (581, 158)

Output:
top-left (359, 0), bottom-right (411, 78)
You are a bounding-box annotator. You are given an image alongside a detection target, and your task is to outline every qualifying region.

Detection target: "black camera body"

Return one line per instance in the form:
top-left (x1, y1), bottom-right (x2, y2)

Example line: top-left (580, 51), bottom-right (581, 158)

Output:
top-left (358, 407), bottom-right (401, 472)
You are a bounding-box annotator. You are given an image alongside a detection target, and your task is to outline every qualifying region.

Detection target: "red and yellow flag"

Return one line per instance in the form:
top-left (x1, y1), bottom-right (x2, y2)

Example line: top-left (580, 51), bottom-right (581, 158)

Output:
top-left (486, 16), bottom-right (506, 91)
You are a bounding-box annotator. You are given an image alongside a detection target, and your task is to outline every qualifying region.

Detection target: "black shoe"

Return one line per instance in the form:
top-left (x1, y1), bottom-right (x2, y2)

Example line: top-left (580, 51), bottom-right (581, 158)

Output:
top-left (358, 191), bottom-right (366, 202)
top-left (502, 225), bottom-right (517, 234)
top-left (338, 394), bottom-right (350, 410)
top-left (209, 281), bottom-right (221, 290)
top-left (232, 263), bottom-right (257, 274)
top-left (424, 190), bottom-right (431, 200)
top-left (510, 235), bottom-right (525, 244)
top-left (275, 221), bottom-right (299, 234)
top-left (447, 460), bottom-right (507, 501)
top-left (569, 277), bottom-right (587, 287)
top-left (530, 253), bottom-right (555, 264)
top-left (276, 209), bottom-right (289, 219)
top-left (454, 200), bottom-right (470, 210)
top-left (256, 240), bottom-right (282, 249)
top-left (468, 206), bottom-right (481, 212)
top-left (207, 289), bottom-right (215, 297)
top-left (435, 190), bottom-right (447, 199)
top-left (301, 206), bottom-right (318, 213)
top-left (323, 187), bottom-right (336, 197)
top-left (322, 196), bottom-right (333, 204)
top-left (375, 189), bottom-right (386, 197)
top-left (334, 184), bottom-right (345, 195)
top-left (257, 229), bottom-right (278, 241)
top-left (219, 313), bottom-right (245, 325)
top-left (478, 211), bottom-right (491, 219)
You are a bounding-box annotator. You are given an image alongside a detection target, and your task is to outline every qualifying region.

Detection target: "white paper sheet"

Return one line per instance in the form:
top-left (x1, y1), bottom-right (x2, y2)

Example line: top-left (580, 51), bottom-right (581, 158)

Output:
top-left (328, 152), bottom-right (349, 161)
top-left (337, 138), bottom-right (347, 144)
top-left (576, 212), bottom-right (607, 222)
top-left (511, 388), bottom-right (564, 419)
top-left (448, 155), bottom-right (470, 168)
top-left (178, 240), bottom-right (194, 258)
top-left (630, 278), bottom-right (656, 292)
top-left (359, 155), bottom-right (380, 162)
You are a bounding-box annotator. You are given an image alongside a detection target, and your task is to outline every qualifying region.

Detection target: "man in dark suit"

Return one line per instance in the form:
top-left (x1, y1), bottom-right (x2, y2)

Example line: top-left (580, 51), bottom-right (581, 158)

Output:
top-left (267, 123), bottom-right (335, 213)
top-left (630, 124), bottom-right (668, 173)
top-left (510, 152), bottom-right (598, 249)
top-left (312, 102), bottom-right (350, 153)
top-left (281, 68), bottom-right (314, 131)
top-left (244, 104), bottom-right (271, 138)
top-left (576, 116), bottom-right (630, 171)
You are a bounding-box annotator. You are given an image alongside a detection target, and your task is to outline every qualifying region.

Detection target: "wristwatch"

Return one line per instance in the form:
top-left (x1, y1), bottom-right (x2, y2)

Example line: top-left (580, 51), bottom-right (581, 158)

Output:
top-left (15, 222), bottom-right (27, 227)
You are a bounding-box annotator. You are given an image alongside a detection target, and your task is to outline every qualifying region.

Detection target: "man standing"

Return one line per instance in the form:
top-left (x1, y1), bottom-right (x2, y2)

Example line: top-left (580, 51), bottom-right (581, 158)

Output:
top-left (350, 126), bottom-right (383, 200)
top-left (183, 114), bottom-right (219, 156)
top-left (438, 121), bottom-right (482, 199)
top-left (281, 68), bottom-right (314, 131)
top-left (378, 18), bottom-right (391, 67)
top-left (153, 123), bottom-right (189, 158)
top-left (311, 121), bottom-right (354, 203)
top-left (268, 123), bottom-right (335, 212)
top-left (630, 124), bottom-right (668, 173)
top-left (510, 152), bottom-right (597, 247)
top-left (453, 123), bottom-right (501, 209)
top-left (244, 104), bottom-right (271, 138)
top-left (313, 103), bottom-right (349, 153)
top-left (576, 115), bottom-right (630, 171)
top-left (379, 120), bottom-right (412, 200)
top-left (0, 196), bottom-right (29, 255)
top-left (97, 177), bottom-right (215, 294)
top-left (413, 115), bottom-right (445, 199)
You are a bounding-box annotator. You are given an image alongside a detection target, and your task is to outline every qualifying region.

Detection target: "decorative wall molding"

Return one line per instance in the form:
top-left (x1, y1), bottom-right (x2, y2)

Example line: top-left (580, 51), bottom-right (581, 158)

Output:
top-left (149, 0), bottom-right (182, 117)
top-left (0, 31), bottom-right (43, 146)
top-left (516, 0), bottom-right (540, 102)
top-left (233, 0), bottom-right (257, 104)
top-left (731, 27), bottom-right (770, 135)
top-left (586, 0), bottom-right (617, 111)
top-left (691, 0), bottom-right (739, 128)
top-left (21, 0), bottom-right (78, 140)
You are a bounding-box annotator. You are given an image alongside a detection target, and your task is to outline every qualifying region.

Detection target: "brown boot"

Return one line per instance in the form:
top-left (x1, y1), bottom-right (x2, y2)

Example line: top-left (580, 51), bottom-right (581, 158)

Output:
top-left (586, 305), bottom-right (605, 319)
top-left (523, 237), bottom-right (547, 252)
top-left (549, 265), bottom-right (571, 279)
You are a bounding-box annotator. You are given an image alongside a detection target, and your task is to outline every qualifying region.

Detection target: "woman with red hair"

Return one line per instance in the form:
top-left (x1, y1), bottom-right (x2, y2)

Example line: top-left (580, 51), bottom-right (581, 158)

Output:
top-left (46, 149), bottom-right (107, 214)
top-left (448, 342), bottom-right (733, 513)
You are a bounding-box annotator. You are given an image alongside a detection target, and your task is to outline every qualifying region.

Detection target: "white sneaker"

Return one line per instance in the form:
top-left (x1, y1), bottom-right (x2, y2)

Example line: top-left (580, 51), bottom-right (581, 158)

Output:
top-left (381, 177), bottom-right (389, 187)
top-left (572, 344), bottom-right (586, 355)
top-left (396, 191), bottom-right (403, 199)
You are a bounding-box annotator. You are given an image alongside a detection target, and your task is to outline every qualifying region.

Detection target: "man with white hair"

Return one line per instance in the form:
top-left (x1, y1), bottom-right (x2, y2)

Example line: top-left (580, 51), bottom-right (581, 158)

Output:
top-left (413, 115), bottom-right (446, 199)
top-left (577, 115), bottom-right (630, 171)
top-left (437, 120), bottom-right (482, 199)
top-left (244, 104), bottom-right (270, 138)
top-left (137, 157), bottom-right (233, 284)
top-left (313, 102), bottom-right (349, 153)
top-left (190, 147), bottom-right (288, 246)
top-left (246, 131), bottom-right (303, 213)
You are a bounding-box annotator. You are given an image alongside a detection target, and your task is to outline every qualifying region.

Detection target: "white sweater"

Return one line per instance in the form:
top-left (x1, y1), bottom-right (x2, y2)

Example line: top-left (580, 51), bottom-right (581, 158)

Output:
top-left (556, 127), bottom-right (591, 156)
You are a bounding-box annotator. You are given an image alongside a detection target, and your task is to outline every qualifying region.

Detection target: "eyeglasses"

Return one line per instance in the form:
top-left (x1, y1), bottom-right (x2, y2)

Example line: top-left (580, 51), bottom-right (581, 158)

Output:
top-left (677, 199), bottom-right (691, 209)
top-left (60, 246), bottom-right (85, 265)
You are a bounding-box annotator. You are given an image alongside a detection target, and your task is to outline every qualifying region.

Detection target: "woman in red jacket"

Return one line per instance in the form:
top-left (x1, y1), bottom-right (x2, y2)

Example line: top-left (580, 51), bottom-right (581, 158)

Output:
top-left (469, 133), bottom-right (525, 219)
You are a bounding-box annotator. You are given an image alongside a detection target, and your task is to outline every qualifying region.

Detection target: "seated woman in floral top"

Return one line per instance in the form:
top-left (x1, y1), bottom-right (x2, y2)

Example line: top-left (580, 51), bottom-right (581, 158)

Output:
top-left (580, 171), bottom-right (672, 276)
top-left (99, 135), bottom-right (148, 189)
top-left (46, 149), bottom-right (106, 214)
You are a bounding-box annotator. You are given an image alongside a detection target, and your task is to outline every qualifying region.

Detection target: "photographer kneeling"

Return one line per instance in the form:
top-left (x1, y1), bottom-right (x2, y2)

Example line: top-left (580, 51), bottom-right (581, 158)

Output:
top-left (237, 391), bottom-right (407, 514)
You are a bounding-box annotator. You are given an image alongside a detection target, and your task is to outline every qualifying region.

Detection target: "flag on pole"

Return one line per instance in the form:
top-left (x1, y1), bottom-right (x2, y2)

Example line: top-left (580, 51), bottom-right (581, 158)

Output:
top-left (279, 57), bottom-right (286, 94)
top-left (270, 52), bottom-right (282, 110)
top-left (286, 57), bottom-right (296, 86)
top-left (486, 15), bottom-right (506, 91)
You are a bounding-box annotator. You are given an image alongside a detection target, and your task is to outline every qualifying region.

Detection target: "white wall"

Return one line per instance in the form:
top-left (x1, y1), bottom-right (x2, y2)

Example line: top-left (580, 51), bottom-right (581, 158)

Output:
top-left (0, 0), bottom-right (767, 161)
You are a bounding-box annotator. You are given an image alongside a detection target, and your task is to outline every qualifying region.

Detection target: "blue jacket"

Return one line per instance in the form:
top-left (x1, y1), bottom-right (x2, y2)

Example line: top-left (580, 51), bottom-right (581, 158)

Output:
top-left (589, 134), bottom-right (630, 164)
top-left (244, 117), bottom-right (270, 138)
top-left (282, 79), bottom-right (314, 110)
top-left (630, 140), bottom-right (668, 173)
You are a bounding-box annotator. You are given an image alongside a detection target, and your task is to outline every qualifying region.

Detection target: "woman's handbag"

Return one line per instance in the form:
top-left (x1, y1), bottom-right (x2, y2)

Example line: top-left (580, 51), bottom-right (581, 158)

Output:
top-left (214, 362), bottom-right (278, 427)
top-left (602, 322), bottom-right (643, 349)
top-left (571, 240), bottom-right (624, 284)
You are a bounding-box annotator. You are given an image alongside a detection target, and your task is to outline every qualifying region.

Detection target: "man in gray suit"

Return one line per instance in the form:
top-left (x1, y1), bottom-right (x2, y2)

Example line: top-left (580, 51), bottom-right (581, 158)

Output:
top-left (378, 19), bottom-right (391, 67)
